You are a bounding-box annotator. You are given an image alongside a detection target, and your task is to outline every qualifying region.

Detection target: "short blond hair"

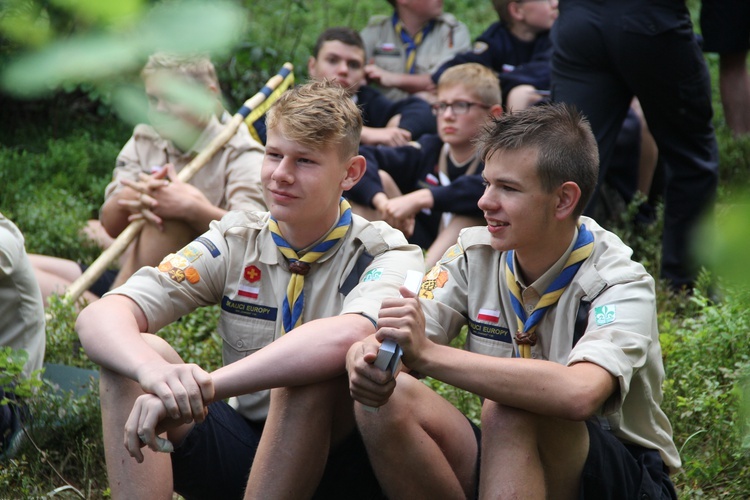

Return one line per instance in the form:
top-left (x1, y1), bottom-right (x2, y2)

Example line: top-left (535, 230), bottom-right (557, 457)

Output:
top-left (141, 52), bottom-right (219, 89)
top-left (437, 63), bottom-right (502, 106)
top-left (266, 80), bottom-right (363, 159)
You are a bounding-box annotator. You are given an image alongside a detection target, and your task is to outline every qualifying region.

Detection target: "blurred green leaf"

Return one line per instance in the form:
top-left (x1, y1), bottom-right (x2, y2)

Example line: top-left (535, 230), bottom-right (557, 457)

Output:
top-left (50, 0), bottom-right (143, 26)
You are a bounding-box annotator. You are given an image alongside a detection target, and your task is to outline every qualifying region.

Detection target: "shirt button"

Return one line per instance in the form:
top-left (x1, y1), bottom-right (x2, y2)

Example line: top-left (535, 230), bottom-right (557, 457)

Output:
top-left (236, 340), bottom-right (244, 348)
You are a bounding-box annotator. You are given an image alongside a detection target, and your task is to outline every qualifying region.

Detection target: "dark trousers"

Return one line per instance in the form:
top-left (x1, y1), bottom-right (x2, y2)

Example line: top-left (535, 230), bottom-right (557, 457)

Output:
top-left (551, 0), bottom-right (719, 288)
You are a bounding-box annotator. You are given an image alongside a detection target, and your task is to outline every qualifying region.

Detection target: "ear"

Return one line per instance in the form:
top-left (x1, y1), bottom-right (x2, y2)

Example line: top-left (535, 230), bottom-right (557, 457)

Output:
top-left (488, 103), bottom-right (503, 118)
top-left (554, 181), bottom-right (581, 220)
top-left (507, 1), bottom-right (524, 23)
top-left (340, 155), bottom-right (367, 191)
top-left (307, 56), bottom-right (318, 78)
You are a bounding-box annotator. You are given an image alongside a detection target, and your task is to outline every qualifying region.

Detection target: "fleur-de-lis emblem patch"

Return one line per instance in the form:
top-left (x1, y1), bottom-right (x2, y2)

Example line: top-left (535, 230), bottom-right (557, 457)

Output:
top-left (594, 305), bottom-right (616, 326)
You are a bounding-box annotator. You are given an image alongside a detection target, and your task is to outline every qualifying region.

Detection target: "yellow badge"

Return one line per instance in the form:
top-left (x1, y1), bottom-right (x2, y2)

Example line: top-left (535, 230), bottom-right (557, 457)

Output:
top-left (473, 41), bottom-right (489, 54)
top-left (419, 265), bottom-right (449, 300)
top-left (168, 268), bottom-right (186, 283)
top-left (169, 255), bottom-right (189, 270)
top-left (438, 243), bottom-right (464, 265)
top-left (178, 244), bottom-right (204, 262)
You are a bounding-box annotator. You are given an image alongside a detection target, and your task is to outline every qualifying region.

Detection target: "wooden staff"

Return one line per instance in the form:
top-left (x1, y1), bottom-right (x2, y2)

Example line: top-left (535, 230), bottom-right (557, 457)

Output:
top-left (64, 62), bottom-right (294, 304)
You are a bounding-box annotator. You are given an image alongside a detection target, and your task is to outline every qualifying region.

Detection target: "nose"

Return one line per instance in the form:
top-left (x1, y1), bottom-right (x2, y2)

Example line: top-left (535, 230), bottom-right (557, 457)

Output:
top-left (272, 156), bottom-right (294, 184)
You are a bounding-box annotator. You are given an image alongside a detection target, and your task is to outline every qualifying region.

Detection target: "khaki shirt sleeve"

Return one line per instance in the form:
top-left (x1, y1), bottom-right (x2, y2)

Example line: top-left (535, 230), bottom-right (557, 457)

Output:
top-left (340, 221), bottom-right (425, 322)
top-left (106, 220), bottom-right (231, 333)
top-left (222, 142), bottom-right (265, 212)
top-left (104, 133), bottom-right (147, 201)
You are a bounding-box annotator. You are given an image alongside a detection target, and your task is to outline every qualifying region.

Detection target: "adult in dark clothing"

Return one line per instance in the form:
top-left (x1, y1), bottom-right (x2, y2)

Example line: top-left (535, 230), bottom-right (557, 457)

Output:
top-left (550, 0), bottom-right (720, 290)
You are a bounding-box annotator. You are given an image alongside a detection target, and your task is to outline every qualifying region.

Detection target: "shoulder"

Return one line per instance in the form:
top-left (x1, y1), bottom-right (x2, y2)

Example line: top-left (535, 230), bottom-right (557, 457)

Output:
top-left (131, 123), bottom-right (162, 142)
top-left (0, 214), bottom-right (24, 269)
top-left (349, 215), bottom-right (410, 255)
top-left (216, 209), bottom-right (269, 236)
top-left (363, 14), bottom-right (391, 29)
top-left (579, 217), bottom-right (654, 295)
top-left (435, 12), bottom-right (464, 28)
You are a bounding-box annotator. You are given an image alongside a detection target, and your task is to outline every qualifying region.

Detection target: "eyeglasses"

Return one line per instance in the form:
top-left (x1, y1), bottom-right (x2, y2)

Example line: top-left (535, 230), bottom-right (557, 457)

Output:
top-left (431, 101), bottom-right (490, 116)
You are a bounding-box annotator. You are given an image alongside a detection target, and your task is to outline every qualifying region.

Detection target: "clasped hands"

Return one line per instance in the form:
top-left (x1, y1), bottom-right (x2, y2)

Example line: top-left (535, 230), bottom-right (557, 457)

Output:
top-left (347, 287), bottom-right (428, 408)
top-left (124, 362), bottom-right (214, 463)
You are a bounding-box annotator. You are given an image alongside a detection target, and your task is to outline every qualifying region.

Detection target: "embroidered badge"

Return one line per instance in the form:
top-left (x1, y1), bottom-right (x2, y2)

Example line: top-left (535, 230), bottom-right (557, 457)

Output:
top-left (195, 236), bottom-right (221, 257)
top-left (438, 243), bottom-right (464, 264)
top-left (595, 305), bottom-right (616, 326)
top-left (477, 308), bottom-right (500, 324)
top-left (473, 41), bottom-right (489, 54)
top-left (169, 255), bottom-right (189, 269)
top-left (185, 267), bottom-right (200, 284)
top-left (419, 265), bottom-right (449, 300)
top-left (221, 296), bottom-right (278, 321)
top-left (244, 265), bottom-right (261, 283)
top-left (178, 244), bottom-right (203, 262)
top-left (168, 267), bottom-right (186, 283)
top-left (158, 253), bottom-right (175, 273)
top-left (238, 284), bottom-right (260, 300)
top-left (363, 268), bottom-right (383, 282)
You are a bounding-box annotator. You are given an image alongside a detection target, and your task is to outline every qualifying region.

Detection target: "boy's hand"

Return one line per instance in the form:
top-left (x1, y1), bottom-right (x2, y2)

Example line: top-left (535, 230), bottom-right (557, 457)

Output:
top-left (124, 393), bottom-right (177, 462)
top-left (347, 339), bottom-right (398, 408)
top-left (361, 126), bottom-right (412, 147)
top-left (375, 286), bottom-right (428, 369)
top-left (364, 64), bottom-right (398, 88)
top-left (136, 361), bottom-right (214, 424)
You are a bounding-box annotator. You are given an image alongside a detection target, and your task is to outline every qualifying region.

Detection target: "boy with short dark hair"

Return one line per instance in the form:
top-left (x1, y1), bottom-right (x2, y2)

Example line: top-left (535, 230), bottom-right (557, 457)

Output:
top-left (76, 80), bottom-right (424, 499)
top-left (308, 26), bottom-right (436, 147)
top-left (348, 103), bottom-right (679, 498)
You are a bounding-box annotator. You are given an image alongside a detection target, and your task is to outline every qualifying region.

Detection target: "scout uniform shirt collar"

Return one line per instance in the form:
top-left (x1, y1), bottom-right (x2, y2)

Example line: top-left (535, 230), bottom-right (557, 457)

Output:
top-left (511, 225), bottom-right (579, 309)
top-left (162, 114), bottom-right (223, 160)
top-left (257, 212), bottom-right (350, 267)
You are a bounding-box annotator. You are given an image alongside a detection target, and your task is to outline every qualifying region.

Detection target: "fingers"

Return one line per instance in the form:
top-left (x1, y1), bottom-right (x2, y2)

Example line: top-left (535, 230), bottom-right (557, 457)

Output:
top-left (124, 395), bottom-right (175, 462)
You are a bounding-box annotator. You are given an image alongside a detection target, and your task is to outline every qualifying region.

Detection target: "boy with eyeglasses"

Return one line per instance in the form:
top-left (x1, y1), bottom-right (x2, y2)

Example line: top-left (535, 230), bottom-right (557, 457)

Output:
top-left (347, 63), bottom-right (502, 268)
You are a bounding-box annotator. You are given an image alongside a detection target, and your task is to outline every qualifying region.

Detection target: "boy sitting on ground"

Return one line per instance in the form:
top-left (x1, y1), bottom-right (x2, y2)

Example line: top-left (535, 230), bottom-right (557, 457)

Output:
top-left (347, 63), bottom-right (502, 268)
top-left (76, 80), bottom-right (424, 499)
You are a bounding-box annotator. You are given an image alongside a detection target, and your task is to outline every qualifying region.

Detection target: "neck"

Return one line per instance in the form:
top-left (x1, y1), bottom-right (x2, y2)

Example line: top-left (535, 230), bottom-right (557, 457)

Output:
top-left (397, 8), bottom-right (432, 37)
top-left (509, 23), bottom-right (537, 43)
top-left (514, 223), bottom-right (576, 284)
top-left (276, 207), bottom-right (341, 250)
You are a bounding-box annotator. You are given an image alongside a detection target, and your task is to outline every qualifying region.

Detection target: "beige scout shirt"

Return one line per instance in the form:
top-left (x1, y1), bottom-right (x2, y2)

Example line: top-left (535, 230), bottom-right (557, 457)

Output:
top-left (361, 12), bottom-right (471, 101)
top-left (104, 115), bottom-right (265, 213)
top-left (419, 216), bottom-right (680, 471)
top-left (109, 210), bottom-right (424, 421)
top-left (0, 213), bottom-right (45, 378)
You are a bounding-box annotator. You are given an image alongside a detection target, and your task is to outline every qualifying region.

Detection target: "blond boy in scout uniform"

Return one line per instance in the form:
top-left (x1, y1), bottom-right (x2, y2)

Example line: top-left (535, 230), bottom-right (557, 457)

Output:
top-left (31, 53), bottom-right (265, 303)
top-left (76, 81), bottom-right (424, 499)
top-left (347, 104), bottom-right (679, 499)
top-left (361, 0), bottom-right (471, 101)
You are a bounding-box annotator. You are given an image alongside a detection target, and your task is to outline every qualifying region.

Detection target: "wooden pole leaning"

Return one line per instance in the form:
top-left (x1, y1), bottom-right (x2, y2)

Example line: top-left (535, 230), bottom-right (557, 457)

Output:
top-left (64, 62), bottom-right (294, 304)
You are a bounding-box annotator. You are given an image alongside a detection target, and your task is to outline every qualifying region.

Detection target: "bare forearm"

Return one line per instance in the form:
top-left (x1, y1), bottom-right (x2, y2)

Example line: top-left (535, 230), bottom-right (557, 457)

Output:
top-left (185, 203), bottom-right (226, 232)
top-left (211, 314), bottom-right (375, 401)
top-left (100, 192), bottom-right (134, 237)
top-left (412, 343), bottom-right (615, 421)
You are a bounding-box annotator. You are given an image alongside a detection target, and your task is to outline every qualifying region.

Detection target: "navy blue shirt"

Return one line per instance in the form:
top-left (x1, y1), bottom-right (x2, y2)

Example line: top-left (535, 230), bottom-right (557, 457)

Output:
top-left (432, 22), bottom-right (552, 101)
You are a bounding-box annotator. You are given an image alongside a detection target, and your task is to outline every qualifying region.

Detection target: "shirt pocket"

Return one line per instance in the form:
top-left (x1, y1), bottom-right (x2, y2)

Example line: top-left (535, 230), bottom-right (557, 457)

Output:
top-left (218, 310), bottom-right (278, 362)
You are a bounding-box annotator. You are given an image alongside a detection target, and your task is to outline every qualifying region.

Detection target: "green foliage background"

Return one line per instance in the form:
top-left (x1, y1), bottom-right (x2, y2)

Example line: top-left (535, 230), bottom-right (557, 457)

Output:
top-left (1, 0), bottom-right (750, 497)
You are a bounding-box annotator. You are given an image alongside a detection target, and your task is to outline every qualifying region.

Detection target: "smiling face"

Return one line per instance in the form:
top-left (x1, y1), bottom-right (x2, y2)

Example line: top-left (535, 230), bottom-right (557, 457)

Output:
top-left (308, 40), bottom-right (366, 95)
top-left (478, 146), bottom-right (560, 258)
top-left (262, 125), bottom-right (362, 248)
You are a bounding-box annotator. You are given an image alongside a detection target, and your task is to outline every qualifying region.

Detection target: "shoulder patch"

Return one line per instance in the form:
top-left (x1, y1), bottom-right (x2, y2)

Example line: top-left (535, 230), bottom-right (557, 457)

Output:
top-left (438, 243), bottom-right (464, 264)
top-left (363, 267), bottom-right (383, 282)
top-left (594, 305), bottom-right (616, 325)
top-left (419, 265), bottom-right (449, 300)
top-left (473, 41), bottom-right (489, 54)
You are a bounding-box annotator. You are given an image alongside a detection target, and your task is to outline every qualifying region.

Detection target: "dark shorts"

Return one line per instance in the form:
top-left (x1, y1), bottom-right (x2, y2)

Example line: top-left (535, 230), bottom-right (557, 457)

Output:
top-left (700, 0), bottom-right (750, 53)
top-left (77, 263), bottom-right (118, 297)
top-left (580, 419), bottom-right (677, 500)
top-left (171, 401), bottom-right (385, 500)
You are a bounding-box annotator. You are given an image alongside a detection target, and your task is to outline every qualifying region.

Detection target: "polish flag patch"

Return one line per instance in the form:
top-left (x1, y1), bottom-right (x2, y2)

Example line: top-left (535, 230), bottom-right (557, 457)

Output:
top-left (477, 308), bottom-right (500, 324)
top-left (238, 284), bottom-right (260, 299)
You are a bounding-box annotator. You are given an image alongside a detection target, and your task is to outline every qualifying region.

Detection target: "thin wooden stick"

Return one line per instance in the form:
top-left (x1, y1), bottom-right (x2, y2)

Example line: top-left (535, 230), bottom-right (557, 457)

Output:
top-left (64, 63), bottom-right (294, 304)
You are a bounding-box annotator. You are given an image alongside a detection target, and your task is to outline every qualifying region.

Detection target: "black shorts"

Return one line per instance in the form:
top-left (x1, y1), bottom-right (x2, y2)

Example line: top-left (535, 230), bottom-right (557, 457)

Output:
top-left (171, 401), bottom-right (385, 500)
top-left (78, 263), bottom-right (118, 297)
top-left (580, 419), bottom-right (677, 500)
top-left (700, 0), bottom-right (750, 53)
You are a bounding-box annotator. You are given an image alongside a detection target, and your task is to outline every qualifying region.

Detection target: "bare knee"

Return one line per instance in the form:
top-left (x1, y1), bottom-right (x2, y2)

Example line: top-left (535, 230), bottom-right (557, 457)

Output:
top-left (481, 399), bottom-right (533, 435)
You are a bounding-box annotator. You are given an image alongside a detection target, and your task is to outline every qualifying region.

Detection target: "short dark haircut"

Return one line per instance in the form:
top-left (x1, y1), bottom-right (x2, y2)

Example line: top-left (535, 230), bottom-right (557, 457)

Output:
top-left (313, 27), bottom-right (366, 59)
top-left (477, 103), bottom-right (599, 217)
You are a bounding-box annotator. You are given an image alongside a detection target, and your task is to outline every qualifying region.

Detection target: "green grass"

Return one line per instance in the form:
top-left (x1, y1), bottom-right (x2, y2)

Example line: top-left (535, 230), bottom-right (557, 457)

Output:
top-left (2, 0), bottom-right (750, 497)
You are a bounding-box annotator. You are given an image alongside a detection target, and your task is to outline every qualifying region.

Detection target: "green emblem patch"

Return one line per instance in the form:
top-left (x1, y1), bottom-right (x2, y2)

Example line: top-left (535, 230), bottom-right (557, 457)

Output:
top-left (595, 305), bottom-right (616, 325)
top-left (363, 268), bottom-right (383, 282)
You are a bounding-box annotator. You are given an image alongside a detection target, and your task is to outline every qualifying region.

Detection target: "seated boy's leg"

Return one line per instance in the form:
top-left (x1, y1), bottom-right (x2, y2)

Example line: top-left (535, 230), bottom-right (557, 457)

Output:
top-left (355, 374), bottom-right (478, 500)
top-left (480, 400), bottom-right (589, 499)
top-left (113, 220), bottom-right (195, 288)
top-left (99, 334), bottom-right (195, 499)
top-left (580, 420), bottom-right (677, 500)
top-left (246, 375), bottom-right (374, 499)
top-left (171, 401), bottom-right (264, 499)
